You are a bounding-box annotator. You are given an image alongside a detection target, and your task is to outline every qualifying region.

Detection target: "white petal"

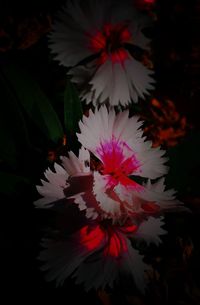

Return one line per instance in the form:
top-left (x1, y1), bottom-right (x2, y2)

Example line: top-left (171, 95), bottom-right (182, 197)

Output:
top-left (122, 240), bottom-right (150, 293)
top-left (124, 57), bottom-right (155, 101)
top-left (134, 216), bottom-right (167, 246)
top-left (93, 172), bottom-right (121, 218)
top-left (61, 148), bottom-right (90, 176)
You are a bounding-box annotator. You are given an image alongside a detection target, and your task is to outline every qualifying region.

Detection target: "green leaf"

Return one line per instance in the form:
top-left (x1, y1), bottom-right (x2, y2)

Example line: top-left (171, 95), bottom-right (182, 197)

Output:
top-left (0, 73), bottom-right (30, 167)
top-left (0, 172), bottom-right (30, 195)
top-left (64, 80), bottom-right (83, 134)
top-left (2, 63), bottom-right (64, 143)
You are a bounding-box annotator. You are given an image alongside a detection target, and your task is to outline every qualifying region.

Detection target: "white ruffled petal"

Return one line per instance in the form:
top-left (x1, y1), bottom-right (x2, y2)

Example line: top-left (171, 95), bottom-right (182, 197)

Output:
top-left (93, 172), bottom-right (121, 219)
top-left (80, 55), bottom-right (154, 107)
top-left (35, 163), bottom-right (68, 208)
top-left (61, 148), bottom-right (90, 176)
top-left (122, 241), bottom-right (150, 293)
top-left (35, 148), bottom-right (91, 209)
top-left (134, 216), bottom-right (167, 246)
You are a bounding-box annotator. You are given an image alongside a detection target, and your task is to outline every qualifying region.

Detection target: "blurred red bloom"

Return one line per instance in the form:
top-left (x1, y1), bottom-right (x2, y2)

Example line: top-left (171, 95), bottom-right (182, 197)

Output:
top-left (142, 98), bottom-right (191, 147)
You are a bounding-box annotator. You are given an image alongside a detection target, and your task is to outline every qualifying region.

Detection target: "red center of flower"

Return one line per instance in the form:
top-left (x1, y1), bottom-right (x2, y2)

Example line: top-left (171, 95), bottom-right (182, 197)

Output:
top-left (135, 0), bottom-right (156, 8)
top-left (79, 222), bottom-right (138, 258)
top-left (106, 232), bottom-right (127, 257)
top-left (104, 222), bottom-right (138, 257)
top-left (96, 137), bottom-right (141, 188)
top-left (89, 23), bottom-right (131, 64)
top-left (80, 225), bottom-right (105, 251)
top-left (143, 0), bottom-right (156, 4)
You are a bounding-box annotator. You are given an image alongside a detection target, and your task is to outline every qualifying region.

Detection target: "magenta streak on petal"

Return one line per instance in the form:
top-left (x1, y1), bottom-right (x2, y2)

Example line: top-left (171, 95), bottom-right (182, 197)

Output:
top-left (96, 137), bottom-right (141, 188)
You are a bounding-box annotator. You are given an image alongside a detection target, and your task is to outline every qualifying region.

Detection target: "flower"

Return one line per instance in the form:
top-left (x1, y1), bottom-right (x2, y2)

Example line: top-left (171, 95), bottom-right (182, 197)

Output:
top-left (39, 216), bottom-right (166, 291)
top-left (49, 0), bottom-right (155, 106)
top-left (134, 0), bottom-right (157, 10)
top-left (35, 107), bottom-right (185, 221)
top-left (74, 106), bottom-right (188, 220)
top-left (77, 106), bottom-right (168, 182)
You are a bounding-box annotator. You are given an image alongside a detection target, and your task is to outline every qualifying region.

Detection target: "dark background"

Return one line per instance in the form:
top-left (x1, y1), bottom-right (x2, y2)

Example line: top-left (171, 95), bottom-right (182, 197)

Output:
top-left (0, 0), bottom-right (200, 304)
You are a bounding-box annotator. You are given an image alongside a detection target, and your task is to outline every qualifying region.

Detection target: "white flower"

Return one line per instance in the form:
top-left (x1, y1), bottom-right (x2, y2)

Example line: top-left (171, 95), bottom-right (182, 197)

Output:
top-left (35, 108), bottom-right (185, 221)
top-left (77, 106), bottom-right (168, 181)
top-left (72, 107), bottom-right (188, 221)
top-left (39, 219), bottom-right (150, 292)
top-left (35, 147), bottom-right (90, 208)
top-left (50, 0), bottom-right (155, 106)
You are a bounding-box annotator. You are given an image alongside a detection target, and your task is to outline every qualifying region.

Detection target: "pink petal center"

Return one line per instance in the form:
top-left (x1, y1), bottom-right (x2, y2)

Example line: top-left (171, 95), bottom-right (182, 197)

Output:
top-left (96, 137), bottom-right (141, 188)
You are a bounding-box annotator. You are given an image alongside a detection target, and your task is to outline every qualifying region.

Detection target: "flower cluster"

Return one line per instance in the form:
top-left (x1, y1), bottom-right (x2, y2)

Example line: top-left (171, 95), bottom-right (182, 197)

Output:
top-left (35, 0), bottom-right (187, 294)
top-left (36, 108), bottom-right (185, 291)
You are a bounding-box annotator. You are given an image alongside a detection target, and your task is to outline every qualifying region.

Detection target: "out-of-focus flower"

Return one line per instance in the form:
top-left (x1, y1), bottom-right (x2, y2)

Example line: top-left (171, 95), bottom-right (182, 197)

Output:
top-left (142, 98), bottom-right (191, 147)
top-left (177, 236), bottom-right (194, 262)
top-left (135, 0), bottom-right (157, 11)
top-left (0, 14), bottom-right (51, 51)
top-left (49, 0), bottom-right (155, 106)
top-left (16, 15), bottom-right (52, 49)
top-left (39, 216), bottom-right (166, 292)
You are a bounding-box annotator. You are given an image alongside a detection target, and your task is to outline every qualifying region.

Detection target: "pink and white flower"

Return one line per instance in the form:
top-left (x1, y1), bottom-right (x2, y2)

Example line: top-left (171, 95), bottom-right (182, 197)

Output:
top-left (36, 107), bottom-right (184, 221)
top-left (39, 216), bottom-right (166, 291)
top-left (49, 0), bottom-right (155, 106)
top-left (73, 106), bottom-right (187, 220)
top-left (77, 106), bottom-right (168, 182)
